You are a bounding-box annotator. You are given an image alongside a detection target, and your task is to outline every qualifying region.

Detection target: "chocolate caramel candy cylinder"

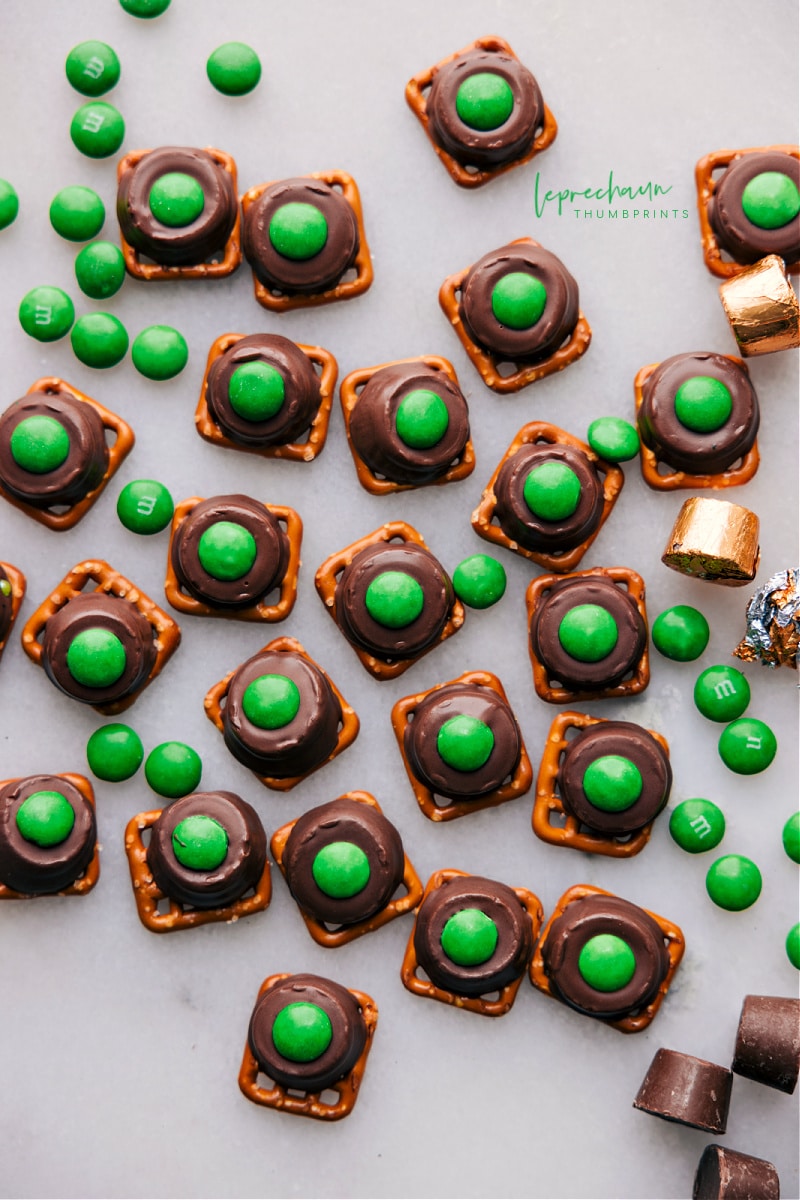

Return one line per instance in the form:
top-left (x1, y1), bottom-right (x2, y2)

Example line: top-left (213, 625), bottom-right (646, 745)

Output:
top-left (40, 592), bottom-right (157, 706)
top-left (426, 46), bottom-right (543, 169)
top-left (117, 146), bottom-right (238, 267)
top-left (459, 241), bottom-right (580, 362)
top-left (0, 388), bottom-right (108, 510)
top-left (243, 178), bottom-right (359, 296)
top-left (222, 647), bottom-right (342, 778)
top-left (348, 362), bottom-right (470, 486)
top-left (282, 798), bottom-right (405, 926)
top-left (248, 973), bottom-right (367, 1092)
top-left (732, 994), bottom-right (800, 1094)
top-left (414, 874), bottom-right (533, 996)
top-left (719, 256), bottom-right (800, 357)
top-left (146, 790), bottom-right (266, 909)
top-left (205, 334), bottom-right (322, 447)
top-left (404, 682), bottom-right (522, 800)
top-left (493, 442), bottom-right (604, 553)
top-left (541, 893), bottom-right (670, 1019)
top-left (662, 497), bottom-right (760, 584)
top-left (693, 1145), bottom-right (780, 1200)
top-left (557, 721), bottom-right (671, 836)
top-left (0, 774), bottom-right (96, 894)
top-left (708, 150), bottom-right (800, 267)
top-left (633, 1048), bottom-right (732, 1134)
top-left (638, 352), bottom-right (759, 475)
top-left (170, 494), bottom-right (289, 609)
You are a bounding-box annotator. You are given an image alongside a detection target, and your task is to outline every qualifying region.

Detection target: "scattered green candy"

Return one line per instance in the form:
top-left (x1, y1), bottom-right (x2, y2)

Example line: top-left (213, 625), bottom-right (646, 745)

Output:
top-left (144, 742), bottom-right (202, 799)
top-left (67, 628), bottom-right (127, 688)
top-left (65, 41), bottom-right (121, 97)
top-left (452, 554), bottom-right (506, 610)
top-left (70, 101), bottom-right (125, 158)
top-left (577, 933), bottom-right (636, 992)
top-left (491, 272), bottom-right (547, 329)
top-left (18, 286), bottom-right (75, 342)
top-left (116, 479), bottom-right (174, 534)
top-left (197, 521), bottom-right (257, 581)
top-left (651, 605), bottom-right (709, 662)
top-left (10, 416), bottom-right (70, 474)
top-left (272, 1002), bottom-right (332, 1062)
top-left (74, 240), bottom-right (126, 299)
top-left (269, 202), bottom-right (328, 260)
top-left (455, 72), bottom-right (514, 131)
top-left (206, 42), bottom-right (262, 96)
top-left (706, 854), bottom-right (762, 911)
top-left (558, 604), bottom-right (618, 662)
top-left (787, 923), bottom-right (800, 970)
top-left (71, 312), bottom-right (129, 368)
top-left (242, 674), bottom-right (301, 730)
top-left (311, 841), bottom-right (371, 899)
top-left (782, 812), bottom-right (800, 864)
top-left (228, 362), bottom-right (285, 421)
top-left (131, 325), bottom-right (188, 380)
top-left (741, 171), bottom-right (800, 230)
top-left (86, 723), bottom-right (144, 781)
top-left (718, 718), bottom-right (777, 775)
top-left (694, 664), bottom-right (751, 722)
top-left (119, 0), bottom-right (171, 17)
top-left (582, 755), bottom-right (642, 812)
top-left (523, 461), bottom-right (581, 521)
top-left (437, 715), bottom-right (495, 772)
top-left (148, 173), bottom-right (204, 227)
top-left (440, 909), bottom-right (498, 967)
top-left (49, 185), bottom-right (105, 242)
top-left (172, 815), bottom-right (228, 871)
top-left (669, 798), bottom-right (725, 854)
top-left (364, 571), bottom-right (424, 629)
top-left (586, 417), bottom-right (640, 463)
top-left (395, 389), bottom-right (449, 449)
top-left (16, 791), bottom-right (75, 847)
top-left (0, 179), bottom-right (19, 230)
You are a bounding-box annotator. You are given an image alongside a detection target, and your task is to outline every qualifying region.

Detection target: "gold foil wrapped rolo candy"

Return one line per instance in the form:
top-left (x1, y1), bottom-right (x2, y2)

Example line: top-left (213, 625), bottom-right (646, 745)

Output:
top-left (661, 497), bottom-right (760, 586)
top-left (719, 255), bottom-right (800, 356)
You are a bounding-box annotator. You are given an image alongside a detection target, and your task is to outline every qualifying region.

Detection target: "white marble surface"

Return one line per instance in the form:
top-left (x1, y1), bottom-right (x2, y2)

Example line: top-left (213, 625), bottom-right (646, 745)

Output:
top-left (0, 1), bottom-right (797, 1197)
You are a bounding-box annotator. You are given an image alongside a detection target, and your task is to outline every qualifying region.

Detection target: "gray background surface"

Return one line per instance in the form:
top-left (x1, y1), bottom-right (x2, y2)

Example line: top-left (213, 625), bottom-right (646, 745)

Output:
top-left (0, 1), bottom-right (798, 1197)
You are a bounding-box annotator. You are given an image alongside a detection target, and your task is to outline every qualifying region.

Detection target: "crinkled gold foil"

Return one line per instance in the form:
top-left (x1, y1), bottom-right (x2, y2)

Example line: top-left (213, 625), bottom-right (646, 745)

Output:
top-left (719, 255), bottom-right (800, 356)
top-left (661, 497), bottom-right (760, 585)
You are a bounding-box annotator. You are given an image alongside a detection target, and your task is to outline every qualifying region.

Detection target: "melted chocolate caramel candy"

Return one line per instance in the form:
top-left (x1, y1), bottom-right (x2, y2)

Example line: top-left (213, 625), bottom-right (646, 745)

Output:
top-left (634, 1048), bottom-right (732, 1134)
top-left (243, 178), bottom-right (359, 296)
top-left (282, 798), bottom-right (405, 926)
top-left (117, 146), bottom-right (238, 267)
top-left (0, 774), bottom-right (96, 894)
top-left (693, 1145), bottom-right (780, 1200)
top-left (205, 334), bottom-right (322, 448)
top-left (638, 352), bottom-right (759, 474)
top-left (40, 592), bottom-right (157, 706)
top-left (223, 647), bottom-right (342, 778)
top-left (349, 362), bottom-right (470, 485)
top-left (248, 973), bottom-right (366, 1092)
top-left (426, 46), bottom-right (543, 169)
top-left (414, 874), bottom-right (532, 997)
top-left (732, 994), bottom-right (800, 1094)
top-left (459, 242), bottom-right (580, 362)
top-left (146, 790), bottom-right (266, 909)
top-left (0, 388), bottom-right (108, 510)
top-left (709, 150), bottom-right (800, 266)
top-left (557, 721), bottom-right (671, 836)
top-left (171, 494), bottom-right (289, 609)
top-left (335, 542), bottom-right (454, 662)
top-left (404, 682), bottom-right (522, 800)
top-left (530, 575), bottom-right (647, 692)
top-left (493, 442), bottom-right (604, 553)
top-left (0, 567), bottom-right (13, 641)
top-left (542, 893), bottom-right (669, 1019)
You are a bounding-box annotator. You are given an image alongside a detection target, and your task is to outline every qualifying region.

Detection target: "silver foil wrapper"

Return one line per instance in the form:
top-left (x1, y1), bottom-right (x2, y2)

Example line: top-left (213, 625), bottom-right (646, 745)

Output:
top-left (733, 568), bottom-right (800, 669)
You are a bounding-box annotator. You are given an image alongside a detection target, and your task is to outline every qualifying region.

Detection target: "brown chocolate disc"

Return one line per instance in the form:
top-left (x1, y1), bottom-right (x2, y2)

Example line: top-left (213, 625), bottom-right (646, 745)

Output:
top-left (708, 150), bottom-right (800, 266)
top-left (0, 774), bottom-right (96, 894)
top-left (638, 352), bottom-right (759, 474)
top-left (558, 721), bottom-right (671, 836)
top-left (170, 494), bottom-right (289, 609)
top-left (41, 592), bottom-right (157, 706)
top-left (542, 893), bottom-right (669, 1018)
top-left (426, 47), bottom-right (543, 169)
top-left (348, 362), bottom-right (470, 485)
top-left (248, 973), bottom-right (366, 1092)
top-left (146, 790), bottom-right (266, 910)
top-left (460, 242), bottom-right (580, 361)
top-left (732, 994), bottom-right (800, 1094)
top-left (0, 390), bottom-right (108, 510)
top-left (282, 798), bottom-right (405, 926)
top-left (205, 334), bottom-right (322, 447)
top-left (634, 1049), bottom-right (732, 1134)
top-left (223, 647), bottom-right (342, 778)
top-left (414, 874), bottom-right (533, 996)
top-left (693, 1145), bottom-right (780, 1200)
top-left (493, 443), bottom-right (604, 553)
top-left (117, 146), bottom-right (238, 267)
top-left (243, 178), bottom-right (359, 295)
top-left (530, 575), bottom-right (646, 692)
top-left (404, 683), bottom-right (522, 799)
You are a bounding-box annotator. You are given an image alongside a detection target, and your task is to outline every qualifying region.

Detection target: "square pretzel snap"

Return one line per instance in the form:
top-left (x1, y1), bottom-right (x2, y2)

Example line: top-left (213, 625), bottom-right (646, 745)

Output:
top-left (0, 561), bottom-right (26, 666)
top-left (0, 772), bottom-right (100, 900)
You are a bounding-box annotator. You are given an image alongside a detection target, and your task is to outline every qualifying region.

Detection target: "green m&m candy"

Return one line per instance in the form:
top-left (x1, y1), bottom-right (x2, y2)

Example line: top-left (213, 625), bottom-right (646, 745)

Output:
top-left (132, 325), bottom-right (188, 380)
top-left (272, 1002), bottom-right (332, 1062)
top-left (145, 742), bottom-right (202, 798)
top-left (491, 272), bottom-right (547, 329)
top-left (577, 933), bottom-right (636, 991)
top-left (66, 628), bottom-right (127, 688)
top-left (452, 554), bottom-right (506, 610)
top-left (242, 674), bottom-right (301, 729)
top-left (172, 815), bottom-right (228, 870)
top-left (365, 571), bottom-right (424, 629)
top-left (119, 0), bottom-right (171, 18)
top-left (197, 521), bottom-right (257, 581)
top-left (787, 923), bottom-right (800, 970)
top-left (674, 376), bottom-right (733, 433)
top-left (70, 101), bottom-right (125, 158)
top-left (228, 362), bottom-right (285, 421)
top-left (16, 791), bottom-right (75, 847)
top-left (455, 72), bottom-right (514, 131)
top-left (669, 798), bottom-right (725, 854)
top-left (86, 723), bottom-right (144, 781)
top-left (441, 908), bottom-right (498, 966)
top-left (586, 417), bottom-right (640, 463)
top-left (49, 186), bottom-right (105, 241)
top-left (71, 312), bottom-right (129, 368)
top-left (741, 172), bottom-right (800, 230)
top-left (558, 604), bottom-right (618, 662)
top-left (0, 180), bottom-right (19, 230)
top-left (523, 461), bottom-right (581, 522)
top-left (19, 286), bottom-right (75, 342)
top-left (718, 718), bottom-right (777, 775)
top-left (437, 715), bottom-right (494, 772)
top-left (74, 241), bottom-right (126, 299)
top-left (65, 40), bottom-right (121, 97)
top-left (651, 605), bottom-right (709, 662)
top-left (10, 416), bottom-right (70, 474)
top-left (782, 812), bottom-right (800, 864)
top-left (269, 203), bottom-right (328, 260)
top-left (395, 389), bottom-right (449, 449)
top-left (206, 42), bottom-right (262, 96)
top-left (582, 755), bottom-right (642, 812)
top-left (706, 854), bottom-right (762, 911)
top-left (694, 664), bottom-right (750, 722)
top-left (149, 173), bottom-right (204, 227)
top-left (312, 842), bottom-right (371, 899)
top-left (116, 480), bottom-right (174, 534)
